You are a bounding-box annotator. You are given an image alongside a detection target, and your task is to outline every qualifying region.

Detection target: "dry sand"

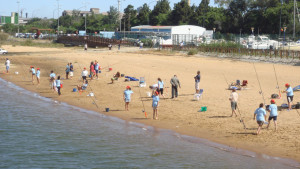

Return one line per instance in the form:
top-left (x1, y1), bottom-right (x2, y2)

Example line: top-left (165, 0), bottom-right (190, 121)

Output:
top-left (1, 45), bottom-right (300, 162)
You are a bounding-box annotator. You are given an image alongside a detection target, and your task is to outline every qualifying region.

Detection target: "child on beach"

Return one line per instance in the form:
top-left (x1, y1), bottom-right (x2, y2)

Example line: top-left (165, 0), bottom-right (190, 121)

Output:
top-left (49, 70), bottom-right (56, 91)
top-left (81, 67), bottom-right (88, 83)
top-left (5, 58), bottom-right (10, 74)
top-left (94, 60), bottom-right (99, 79)
top-left (152, 90), bottom-right (160, 120)
top-left (36, 68), bottom-right (40, 84)
top-left (282, 83), bottom-right (293, 110)
top-left (253, 103), bottom-right (267, 135)
top-left (229, 89), bottom-right (238, 117)
top-left (69, 63), bottom-right (74, 79)
top-left (157, 78), bottom-right (165, 98)
top-left (65, 63), bottom-right (70, 79)
top-left (77, 80), bottom-right (88, 92)
top-left (266, 99), bottom-right (278, 131)
top-left (56, 76), bottom-right (62, 96)
top-left (30, 66), bottom-right (36, 84)
top-left (111, 72), bottom-right (120, 83)
top-left (123, 86), bottom-right (133, 111)
top-left (194, 71), bottom-right (201, 93)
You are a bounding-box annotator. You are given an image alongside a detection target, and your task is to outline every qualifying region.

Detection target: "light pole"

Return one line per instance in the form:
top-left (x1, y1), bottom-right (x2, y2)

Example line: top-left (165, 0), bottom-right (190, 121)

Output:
top-left (251, 27), bottom-right (254, 35)
top-left (147, 0), bottom-right (158, 25)
top-left (213, 27), bottom-right (216, 40)
top-left (57, 0), bottom-right (60, 35)
top-left (17, 0), bottom-right (20, 35)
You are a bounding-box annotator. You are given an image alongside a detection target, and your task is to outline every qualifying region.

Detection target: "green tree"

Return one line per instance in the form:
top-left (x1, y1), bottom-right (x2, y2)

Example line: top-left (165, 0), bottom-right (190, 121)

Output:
top-left (137, 3), bottom-right (151, 25)
top-left (122, 5), bottom-right (138, 31)
top-left (195, 0), bottom-right (210, 27)
top-left (169, 0), bottom-right (193, 25)
top-left (150, 0), bottom-right (171, 25)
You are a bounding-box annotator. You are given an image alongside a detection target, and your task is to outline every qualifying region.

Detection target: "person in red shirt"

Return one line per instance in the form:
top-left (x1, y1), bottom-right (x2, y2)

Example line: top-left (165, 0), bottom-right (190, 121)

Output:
top-left (90, 62), bottom-right (95, 80)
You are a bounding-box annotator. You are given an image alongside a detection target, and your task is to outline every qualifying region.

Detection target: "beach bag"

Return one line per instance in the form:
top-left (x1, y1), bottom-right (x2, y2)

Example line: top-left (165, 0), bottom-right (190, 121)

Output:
top-left (60, 84), bottom-right (63, 88)
top-left (271, 94), bottom-right (279, 99)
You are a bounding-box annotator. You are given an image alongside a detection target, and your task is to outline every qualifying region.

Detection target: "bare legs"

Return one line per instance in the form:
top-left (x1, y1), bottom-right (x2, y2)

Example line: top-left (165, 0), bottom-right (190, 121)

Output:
top-left (153, 108), bottom-right (158, 120)
top-left (125, 102), bottom-right (129, 111)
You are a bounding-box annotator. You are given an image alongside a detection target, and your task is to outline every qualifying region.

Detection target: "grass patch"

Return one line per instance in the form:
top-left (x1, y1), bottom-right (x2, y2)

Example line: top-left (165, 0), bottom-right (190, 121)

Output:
top-left (18, 39), bottom-right (64, 48)
top-left (187, 48), bottom-right (198, 55)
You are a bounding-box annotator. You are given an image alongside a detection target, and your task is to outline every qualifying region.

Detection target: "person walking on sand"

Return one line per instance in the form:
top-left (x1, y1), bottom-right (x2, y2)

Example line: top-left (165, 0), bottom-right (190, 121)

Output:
top-left (94, 60), bottom-right (99, 79)
top-left (157, 78), bottom-right (165, 98)
top-left (5, 58), bottom-right (10, 74)
top-left (282, 83), bottom-right (294, 110)
top-left (65, 63), bottom-right (70, 79)
top-left (152, 90), bottom-right (160, 120)
top-left (123, 86), bottom-right (133, 111)
top-left (69, 63), bottom-right (74, 79)
top-left (56, 76), bottom-right (62, 96)
top-left (84, 43), bottom-right (88, 51)
top-left (266, 99), bottom-right (278, 131)
top-left (170, 75), bottom-right (181, 99)
top-left (81, 67), bottom-right (88, 83)
top-left (36, 68), bottom-right (40, 84)
top-left (229, 89), bottom-right (238, 117)
top-left (194, 70), bottom-right (201, 93)
top-left (253, 103), bottom-right (267, 135)
top-left (30, 66), bottom-right (36, 84)
top-left (49, 70), bottom-right (56, 90)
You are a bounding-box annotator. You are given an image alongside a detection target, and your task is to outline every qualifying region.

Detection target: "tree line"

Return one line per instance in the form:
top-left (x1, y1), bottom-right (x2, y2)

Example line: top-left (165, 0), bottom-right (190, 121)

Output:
top-left (1, 0), bottom-right (299, 36)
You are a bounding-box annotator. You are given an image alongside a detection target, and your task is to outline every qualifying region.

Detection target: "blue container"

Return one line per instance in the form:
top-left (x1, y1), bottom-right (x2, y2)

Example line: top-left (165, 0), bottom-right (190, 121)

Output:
top-left (89, 75), bottom-right (91, 78)
top-left (73, 88), bottom-right (77, 92)
top-left (105, 108), bottom-right (110, 112)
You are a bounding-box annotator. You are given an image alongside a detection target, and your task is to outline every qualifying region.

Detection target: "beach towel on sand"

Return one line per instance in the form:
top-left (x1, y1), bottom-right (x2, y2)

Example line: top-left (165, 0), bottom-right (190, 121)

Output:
top-left (125, 76), bottom-right (139, 81)
top-left (293, 85), bottom-right (300, 91)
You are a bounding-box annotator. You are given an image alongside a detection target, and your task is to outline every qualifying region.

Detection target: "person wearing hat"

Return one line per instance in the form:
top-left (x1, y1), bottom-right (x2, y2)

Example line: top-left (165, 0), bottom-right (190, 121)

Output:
top-left (267, 99), bottom-right (278, 131)
top-left (282, 83), bottom-right (294, 110)
top-left (152, 90), bottom-right (160, 120)
top-left (36, 68), bottom-right (41, 84)
top-left (253, 103), bottom-right (267, 135)
top-left (30, 66), bottom-right (36, 84)
top-left (81, 67), bottom-right (88, 83)
top-left (229, 88), bottom-right (238, 117)
top-left (5, 58), bottom-right (10, 73)
top-left (123, 86), bottom-right (133, 111)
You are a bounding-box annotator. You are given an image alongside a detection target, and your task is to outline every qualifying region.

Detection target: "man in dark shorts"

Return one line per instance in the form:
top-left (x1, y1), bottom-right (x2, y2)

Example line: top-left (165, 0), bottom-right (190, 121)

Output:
top-left (266, 99), bottom-right (278, 131)
top-left (282, 83), bottom-right (294, 110)
top-left (253, 103), bottom-right (267, 135)
top-left (81, 67), bottom-right (88, 83)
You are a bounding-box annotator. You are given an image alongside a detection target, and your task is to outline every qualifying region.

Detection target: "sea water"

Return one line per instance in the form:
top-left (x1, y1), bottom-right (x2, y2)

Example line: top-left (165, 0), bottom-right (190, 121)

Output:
top-left (0, 78), bottom-right (299, 169)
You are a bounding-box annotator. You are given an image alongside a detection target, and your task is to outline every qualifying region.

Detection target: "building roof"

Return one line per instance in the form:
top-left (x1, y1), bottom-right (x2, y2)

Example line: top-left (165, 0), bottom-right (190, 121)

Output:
top-left (131, 25), bottom-right (174, 30)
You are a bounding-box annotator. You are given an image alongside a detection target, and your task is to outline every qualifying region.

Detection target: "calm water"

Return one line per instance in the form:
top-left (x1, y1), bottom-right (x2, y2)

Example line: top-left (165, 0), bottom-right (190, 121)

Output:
top-left (0, 78), bottom-right (299, 169)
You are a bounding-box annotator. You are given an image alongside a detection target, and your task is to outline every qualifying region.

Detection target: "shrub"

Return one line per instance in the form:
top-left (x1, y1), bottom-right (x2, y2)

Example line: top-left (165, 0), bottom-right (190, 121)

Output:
top-left (0, 33), bottom-right (9, 46)
top-left (141, 39), bottom-right (154, 48)
top-left (188, 48), bottom-right (198, 55)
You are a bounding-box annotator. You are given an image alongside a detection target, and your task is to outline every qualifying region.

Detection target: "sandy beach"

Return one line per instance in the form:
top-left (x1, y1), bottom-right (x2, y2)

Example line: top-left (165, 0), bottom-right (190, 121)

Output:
top-left (1, 44), bottom-right (300, 162)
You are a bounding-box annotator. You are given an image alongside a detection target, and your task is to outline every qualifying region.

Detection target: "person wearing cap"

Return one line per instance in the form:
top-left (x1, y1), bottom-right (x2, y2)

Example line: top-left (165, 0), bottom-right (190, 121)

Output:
top-left (229, 88), bottom-right (238, 117)
top-left (282, 83), bottom-right (294, 110)
top-left (5, 58), bottom-right (10, 73)
top-left (170, 75), bottom-right (181, 99)
top-left (123, 86), bottom-right (133, 111)
top-left (30, 66), bottom-right (36, 84)
top-left (81, 67), bottom-right (88, 83)
top-left (253, 103), bottom-right (267, 135)
top-left (36, 68), bottom-right (41, 84)
top-left (152, 90), bottom-right (160, 120)
top-left (267, 99), bottom-right (278, 131)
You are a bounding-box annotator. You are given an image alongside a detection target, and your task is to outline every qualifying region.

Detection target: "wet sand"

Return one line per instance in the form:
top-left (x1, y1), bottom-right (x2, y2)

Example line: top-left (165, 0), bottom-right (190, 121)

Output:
top-left (1, 45), bottom-right (300, 162)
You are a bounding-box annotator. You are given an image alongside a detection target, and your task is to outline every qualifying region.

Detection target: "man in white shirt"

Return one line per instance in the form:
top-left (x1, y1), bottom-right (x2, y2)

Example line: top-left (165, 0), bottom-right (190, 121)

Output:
top-left (81, 67), bottom-right (88, 83)
top-left (5, 58), bottom-right (10, 73)
top-left (229, 89), bottom-right (238, 117)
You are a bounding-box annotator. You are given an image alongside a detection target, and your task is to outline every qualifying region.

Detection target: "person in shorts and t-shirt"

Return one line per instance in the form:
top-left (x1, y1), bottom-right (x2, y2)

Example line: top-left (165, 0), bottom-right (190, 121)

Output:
top-left (5, 58), bottom-right (10, 73)
top-left (69, 63), bottom-right (74, 79)
top-left (253, 103), bottom-right (267, 135)
top-left (283, 83), bottom-right (293, 110)
top-left (123, 86), bottom-right (133, 111)
top-left (36, 68), bottom-right (41, 84)
top-left (81, 67), bottom-right (88, 83)
top-left (267, 99), bottom-right (278, 131)
top-left (194, 71), bottom-right (201, 93)
top-left (229, 89), bottom-right (238, 117)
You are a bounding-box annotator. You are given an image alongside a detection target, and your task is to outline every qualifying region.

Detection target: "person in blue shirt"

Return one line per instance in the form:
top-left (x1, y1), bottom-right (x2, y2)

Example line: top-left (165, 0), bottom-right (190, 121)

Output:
top-left (94, 60), bottom-right (100, 79)
top-left (56, 76), bottom-right (61, 96)
top-left (69, 63), bottom-right (74, 79)
top-left (49, 70), bottom-right (56, 91)
top-left (36, 68), bottom-right (41, 84)
top-left (282, 83), bottom-right (294, 110)
top-left (194, 70), bottom-right (201, 93)
top-left (152, 91), bottom-right (160, 120)
top-left (123, 86), bottom-right (133, 111)
top-left (253, 103), bottom-right (267, 135)
top-left (30, 66), bottom-right (36, 84)
top-left (266, 99), bottom-right (278, 131)
top-left (157, 78), bottom-right (165, 98)
top-left (65, 63), bottom-right (70, 79)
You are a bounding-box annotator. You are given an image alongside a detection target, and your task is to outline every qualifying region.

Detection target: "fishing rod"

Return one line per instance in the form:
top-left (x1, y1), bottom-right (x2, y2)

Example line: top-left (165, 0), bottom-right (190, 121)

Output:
top-left (137, 75), bottom-right (147, 118)
top-left (223, 74), bottom-right (247, 129)
top-left (272, 64), bottom-right (281, 99)
top-left (253, 63), bottom-right (266, 105)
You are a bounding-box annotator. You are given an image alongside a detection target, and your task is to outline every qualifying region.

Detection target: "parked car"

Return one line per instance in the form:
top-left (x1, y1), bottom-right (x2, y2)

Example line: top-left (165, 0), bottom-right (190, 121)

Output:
top-left (0, 48), bottom-right (8, 54)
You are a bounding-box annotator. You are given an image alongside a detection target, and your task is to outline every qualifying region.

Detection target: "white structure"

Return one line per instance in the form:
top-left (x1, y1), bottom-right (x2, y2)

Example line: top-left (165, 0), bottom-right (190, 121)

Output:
top-left (242, 35), bottom-right (279, 50)
top-left (131, 25), bottom-right (210, 45)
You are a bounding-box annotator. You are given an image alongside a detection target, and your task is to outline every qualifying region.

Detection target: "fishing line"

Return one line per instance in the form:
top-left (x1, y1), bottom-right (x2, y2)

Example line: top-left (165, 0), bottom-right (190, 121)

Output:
top-left (138, 80), bottom-right (147, 118)
top-left (272, 64), bottom-right (281, 98)
top-left (253, 63), bottom-right (266, 105)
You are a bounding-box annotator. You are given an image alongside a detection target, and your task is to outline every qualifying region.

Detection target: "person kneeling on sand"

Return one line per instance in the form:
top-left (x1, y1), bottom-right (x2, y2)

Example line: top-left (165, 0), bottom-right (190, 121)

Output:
top-left (253, 103), bottom-right (267, 135)
top-left (111, 72), bottom-right (120, 83)
top-left (267, 99), bottom-right (278, 131)
top-left (152, 90), bottom-right (160, 120)
top-left (229, 89), bottom-right (238, 117)
top-left (77, 80), bottom-right (88, 92)
top-left (123, 86), bottom-right (133, 111)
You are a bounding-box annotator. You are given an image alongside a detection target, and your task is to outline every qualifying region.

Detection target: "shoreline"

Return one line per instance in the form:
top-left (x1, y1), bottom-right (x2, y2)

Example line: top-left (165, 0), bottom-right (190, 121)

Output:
top-left (0, 77), bottom-right (299, 168)
top-left (1, 45), bottom-right (300, 163)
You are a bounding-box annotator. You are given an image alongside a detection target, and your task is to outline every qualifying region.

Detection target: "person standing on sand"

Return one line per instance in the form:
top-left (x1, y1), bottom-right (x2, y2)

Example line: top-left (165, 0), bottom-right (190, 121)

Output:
top-left (170, 75), bottom-right (181, 99)
top-left (69, 63), bottom-right (74, 79)
top-left (90, 62), bottom-right (95, 80)
top-left (229, 89), bottom-right (238, 117)
top-left (94, 60), bottom-right (99, 79)
top-left (84, 43), bottom-right (88, 51)
top-left (5, 58), bottom-right (10, 74)
top-left (157, 78), bottom-right (165, 98)
top-left (123, 86), bottom-right (133, 111)
top-left (194, 70), bottom-right (201, 93)
top-left (152, 90), bottom-right (160, 120)
top-left (30, 66), bottom-right (36, 84)
top-left (266, 99), bottom-right (278, 131)
top-left (36, 68), bottom-right (40, 84)
top-left (253, 103), bottom-right (267, 135)
top-left (56, 76), bottom-right (62, 96)
top-left (49, 70), bottom-right (56, 91)
top-left (282, 83), bottom-right (293, 111)
top-left (81, 67), bottom-right (88, 83)
top-left (65, 63), bottom-right (70, 79)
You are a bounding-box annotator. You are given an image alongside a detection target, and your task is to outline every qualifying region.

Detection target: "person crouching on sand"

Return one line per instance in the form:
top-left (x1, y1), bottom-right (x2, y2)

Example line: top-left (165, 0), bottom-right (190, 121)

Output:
top-left (282, 83), bottom-right (294, 111)
top-left (36, 68), bottom-right (40, 84)
top-left (123, 86), bottom-right (133, 111)
top-left (56, 76), bottom-right (62, 96)
top-left (267, 99), bottom-right (278, 131)
top-left (77, 80), bottom-right (88, 92)
top-left (229, 89), bottom-right (238, 117)
top-left (152, 90), bottom-right (160, 120)
top-left (253, 103), bottom-right (267, 135)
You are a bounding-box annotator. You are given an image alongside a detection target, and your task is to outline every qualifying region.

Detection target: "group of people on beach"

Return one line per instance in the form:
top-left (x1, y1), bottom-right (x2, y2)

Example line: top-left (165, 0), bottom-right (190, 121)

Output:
top-left (29, 66), bottom-right (41, 84)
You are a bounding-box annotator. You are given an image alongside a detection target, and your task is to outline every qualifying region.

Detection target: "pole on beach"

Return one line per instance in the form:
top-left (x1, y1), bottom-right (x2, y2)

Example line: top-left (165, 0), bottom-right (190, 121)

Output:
top-left (252, 63), bottom-right (266, 105)
top-left (272, 64), bottom-right (281, 99)
top-left (138, 81), bottom-right (147, 118)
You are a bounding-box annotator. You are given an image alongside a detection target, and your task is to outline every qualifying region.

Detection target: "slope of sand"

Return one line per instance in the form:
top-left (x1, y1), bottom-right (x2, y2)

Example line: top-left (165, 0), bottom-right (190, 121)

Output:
top-left (1, 45), bottom-right (300, 162)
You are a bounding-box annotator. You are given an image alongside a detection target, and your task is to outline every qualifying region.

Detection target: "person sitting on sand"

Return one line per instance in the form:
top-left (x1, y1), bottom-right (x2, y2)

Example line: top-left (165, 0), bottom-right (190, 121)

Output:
top-left (36, 68), bottom-right (40, 84)
top-left (282, 83), bottom-right (293, 111)
top-left (253, 103), bottom-right (267, 135)
top-left (81, 67), bottom-right (88, 83)
top-left (266, 99), bottom-right (278, 131)
top-left (152, 90), bottom-right (160, 120)
top-left (30, 66), bottom-right (36, 84)
top-left (111, 72), bottom-right (120, 83)
top-left (77, 80), bottom-right (88, 92)
top-left (123, 86), bottom-right (133, 111)
top-left (229, 89), bottom-right (238, 117)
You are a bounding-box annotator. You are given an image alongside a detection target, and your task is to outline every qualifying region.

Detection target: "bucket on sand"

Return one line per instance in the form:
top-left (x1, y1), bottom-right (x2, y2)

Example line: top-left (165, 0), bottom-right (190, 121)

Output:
top-left (105, 108), bottom-right (110, 112)
top-left (147, 92), bottom-right (151, 97)
top-left (200, 106), bottom-right (207, 112)
top-left (109, 68), bottom-right (112, 71)
top-left (73, 88), bottom-right (77, 92)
